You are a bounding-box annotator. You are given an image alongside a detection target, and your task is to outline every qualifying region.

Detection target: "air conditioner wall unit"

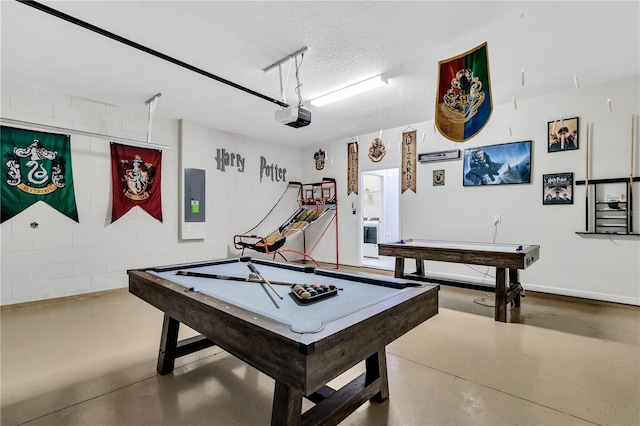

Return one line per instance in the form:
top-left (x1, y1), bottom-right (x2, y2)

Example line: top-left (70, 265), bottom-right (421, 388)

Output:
top-left (418, 149), bottom-right (461, 163)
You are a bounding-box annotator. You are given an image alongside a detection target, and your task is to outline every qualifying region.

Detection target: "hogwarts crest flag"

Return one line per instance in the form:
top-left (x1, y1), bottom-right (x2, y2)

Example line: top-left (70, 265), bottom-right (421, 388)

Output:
top-left (435, 42), bottom-right (492, 142)
top-left (1, 126), bottom-right (79, 223)
top-left (110, 142), bottom-right (163, 223)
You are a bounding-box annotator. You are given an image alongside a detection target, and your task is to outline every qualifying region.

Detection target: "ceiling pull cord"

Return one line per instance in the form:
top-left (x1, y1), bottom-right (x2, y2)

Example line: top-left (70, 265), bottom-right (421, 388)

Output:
top-left (278, 63), bottom-right (286, 106)
top-left (145, 93), bottom-right (161, 143)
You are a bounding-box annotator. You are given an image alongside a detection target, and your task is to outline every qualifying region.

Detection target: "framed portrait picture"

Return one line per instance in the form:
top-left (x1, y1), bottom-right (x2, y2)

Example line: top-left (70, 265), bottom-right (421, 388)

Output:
top-left (543, 172), bottom-right (573, 205)
top-left (548, 117), bottom-right (579, 152)
top-left (433, 169), bottom-right (445, 186)
top-left (463, 141), bottom-right (531, 186)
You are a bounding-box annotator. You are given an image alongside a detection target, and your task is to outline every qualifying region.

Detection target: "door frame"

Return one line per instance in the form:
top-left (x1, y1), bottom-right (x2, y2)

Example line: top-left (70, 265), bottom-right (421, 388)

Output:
top-left (360, 167), bottom-right (401, 268)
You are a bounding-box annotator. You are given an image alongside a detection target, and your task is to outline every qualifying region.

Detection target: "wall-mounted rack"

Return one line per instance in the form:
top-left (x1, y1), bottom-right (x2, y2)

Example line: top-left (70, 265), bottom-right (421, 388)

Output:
top-left (576, 177), bottom-right (640, 236)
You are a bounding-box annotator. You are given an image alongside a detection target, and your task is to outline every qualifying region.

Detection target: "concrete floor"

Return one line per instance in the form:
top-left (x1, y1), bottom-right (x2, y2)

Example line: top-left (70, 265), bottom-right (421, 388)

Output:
top-left (1, 270), bottom-right (639, 426)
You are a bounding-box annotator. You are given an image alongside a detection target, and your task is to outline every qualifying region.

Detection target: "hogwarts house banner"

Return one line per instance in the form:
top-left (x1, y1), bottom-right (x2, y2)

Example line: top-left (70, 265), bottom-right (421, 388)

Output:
top-left (110, 142), bottom-right (163, 223)
top-left (402, 130), bottom-right (416, 193)
top-left (436, 42), bottom-right (492, 142)
top-left (1, 126), bottom-right (79, 223)
top-left (347, 141), bottom-right (358, 195)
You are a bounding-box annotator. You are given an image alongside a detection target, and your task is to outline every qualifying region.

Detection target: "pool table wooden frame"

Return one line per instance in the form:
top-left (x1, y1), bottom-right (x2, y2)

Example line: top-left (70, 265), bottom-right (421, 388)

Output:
top-left (377, 239), bottom-right (540, 322)
top-left (128, 258), bottom-right (439, 426)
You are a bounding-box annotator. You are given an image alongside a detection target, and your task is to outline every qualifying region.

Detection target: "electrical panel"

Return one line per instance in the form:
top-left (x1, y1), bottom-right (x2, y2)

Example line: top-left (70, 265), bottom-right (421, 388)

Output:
top-left (184, 168), bottom-right (205, 223)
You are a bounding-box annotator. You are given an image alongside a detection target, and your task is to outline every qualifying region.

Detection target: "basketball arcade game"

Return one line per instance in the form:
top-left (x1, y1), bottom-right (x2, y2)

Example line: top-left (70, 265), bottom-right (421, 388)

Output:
top-left (234, 178), bottom-right (339, 268)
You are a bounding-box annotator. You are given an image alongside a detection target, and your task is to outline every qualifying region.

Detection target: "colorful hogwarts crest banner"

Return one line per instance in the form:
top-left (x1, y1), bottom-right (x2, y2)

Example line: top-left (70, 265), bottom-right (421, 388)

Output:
top-left (1, 126), bottom-right (79, 223)
top-left (435, 42), bottom-right (492, 142)
top-left (110, 142), bottom-right (163, 223)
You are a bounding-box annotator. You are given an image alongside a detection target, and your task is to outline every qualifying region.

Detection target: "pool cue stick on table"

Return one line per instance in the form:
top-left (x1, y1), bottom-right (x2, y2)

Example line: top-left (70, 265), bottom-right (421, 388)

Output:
top-left (247, 262), bottom-right (283, 299)
top-left (176, 270), bottom-right (294, 286)
top-left (176, 270), bottom-right (346, 292)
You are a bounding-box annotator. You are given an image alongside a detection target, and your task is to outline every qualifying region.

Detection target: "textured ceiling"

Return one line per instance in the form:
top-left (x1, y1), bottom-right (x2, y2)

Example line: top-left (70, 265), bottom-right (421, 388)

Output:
top-left (1, 1), bottom-right (639, 147)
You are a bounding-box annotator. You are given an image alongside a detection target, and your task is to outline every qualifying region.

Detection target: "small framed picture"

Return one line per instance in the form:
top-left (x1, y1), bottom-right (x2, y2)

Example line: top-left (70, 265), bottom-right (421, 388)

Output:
top-left (433, 169), bottom-right (445, 186)
top-left (543, 172), bottom-right (573, 205)
top-left (547, 117), bottom-right (579, 152)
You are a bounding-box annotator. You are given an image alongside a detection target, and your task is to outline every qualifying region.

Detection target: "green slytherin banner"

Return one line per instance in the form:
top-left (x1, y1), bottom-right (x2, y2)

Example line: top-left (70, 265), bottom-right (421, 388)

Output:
top-left (1, 126), bottom-right (79, 223)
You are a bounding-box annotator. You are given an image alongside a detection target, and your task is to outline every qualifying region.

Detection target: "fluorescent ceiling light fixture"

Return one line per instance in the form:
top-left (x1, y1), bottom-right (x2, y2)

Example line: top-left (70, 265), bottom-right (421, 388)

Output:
top-left (310, 74), bottom-right (388, 107)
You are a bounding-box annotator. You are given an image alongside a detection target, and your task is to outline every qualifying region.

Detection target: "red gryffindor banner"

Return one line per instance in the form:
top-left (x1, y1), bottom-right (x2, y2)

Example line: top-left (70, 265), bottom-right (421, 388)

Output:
top-left (110, 142), bottom-right (162, 223)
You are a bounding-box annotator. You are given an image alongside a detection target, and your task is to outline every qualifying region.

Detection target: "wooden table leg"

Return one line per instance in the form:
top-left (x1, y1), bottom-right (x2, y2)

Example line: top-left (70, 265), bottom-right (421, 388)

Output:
top-left (157, 314), bottom-right (180, 374)
top-left (495, 267), bottom-right (507, 322)
top-left (415, 259), bottom-right (425, 277)
top-left (272, 381), bottom-right (303, 426)
top-left (394, 257), bottom-right (405, 278)
top-left (509, 268), bottom-right (521, 308)
top-left (366, 347), bottom-right (389, 402)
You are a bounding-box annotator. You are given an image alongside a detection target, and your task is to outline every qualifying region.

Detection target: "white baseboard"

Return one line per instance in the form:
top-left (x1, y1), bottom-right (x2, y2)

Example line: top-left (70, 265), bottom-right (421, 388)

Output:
top-left (522, 284), bottom-right (640, 306)
top-left (423, 270), bottom-right (640, 306)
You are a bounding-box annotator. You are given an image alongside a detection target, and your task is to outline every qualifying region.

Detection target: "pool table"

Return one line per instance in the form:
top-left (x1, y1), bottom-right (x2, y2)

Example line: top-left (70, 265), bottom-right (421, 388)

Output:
top-left (377, 239), bottom-right (540, 322)
top-left (128, 257), bottom-right (439, 426)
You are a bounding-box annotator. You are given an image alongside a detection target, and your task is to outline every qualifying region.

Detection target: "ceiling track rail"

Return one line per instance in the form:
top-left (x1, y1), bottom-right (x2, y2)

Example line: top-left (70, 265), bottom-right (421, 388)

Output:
top-left (16, 0), bottom-right (288, 108)
top-left (262, 46), bottom-right (308, 73)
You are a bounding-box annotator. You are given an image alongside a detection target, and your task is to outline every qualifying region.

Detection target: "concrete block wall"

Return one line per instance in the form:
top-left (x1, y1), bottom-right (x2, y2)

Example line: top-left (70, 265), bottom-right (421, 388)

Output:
top-left (1, 80), bottom-right (303, 305)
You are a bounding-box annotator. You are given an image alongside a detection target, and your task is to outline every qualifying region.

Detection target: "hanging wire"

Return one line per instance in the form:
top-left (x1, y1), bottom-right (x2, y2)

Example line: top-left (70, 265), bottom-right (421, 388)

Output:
top-left (471, 220), bottom-right (500, 307)
top-left (278, 63), bottom-right (285, 104)
top-left (277, 59), bottom-right (295, 107)
top-left (294, 53), bottom-right (304, 107)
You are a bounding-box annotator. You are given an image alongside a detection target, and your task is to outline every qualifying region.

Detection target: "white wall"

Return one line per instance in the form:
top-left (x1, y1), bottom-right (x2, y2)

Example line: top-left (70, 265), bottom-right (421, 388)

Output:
top-left (379, 168), bottom-right (400, 243)
top-left (303, 75), bottom-right (640, 305)
top-left (0, 80), bottom-right (302, 305)
top-left (2, 76), bottom-right (638, 306)
top-left (362, 174), bottom-right (381, 220)
top-left (361, 168), bottom-right (400, 244)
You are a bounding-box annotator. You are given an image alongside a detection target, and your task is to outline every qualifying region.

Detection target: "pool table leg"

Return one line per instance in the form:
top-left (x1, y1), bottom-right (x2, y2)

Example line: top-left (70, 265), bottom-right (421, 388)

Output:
top-left (156, 314), bottom-right (218, 375)
top-left (270, 347), bottom-right (390, 425)
top-left (366, 347), bottom-right (389, 402)
top-left (157, 313), bottom-right (180, 375)
top-left (495, 267), bottom-right (507, 322)
top-left (272, 381), bottom-right (303, 426)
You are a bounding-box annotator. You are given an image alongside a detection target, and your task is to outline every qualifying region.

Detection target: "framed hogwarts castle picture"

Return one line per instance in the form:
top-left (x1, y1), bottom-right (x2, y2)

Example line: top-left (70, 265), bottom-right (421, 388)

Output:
top-left (463, 141), bottom-right (531, 186)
